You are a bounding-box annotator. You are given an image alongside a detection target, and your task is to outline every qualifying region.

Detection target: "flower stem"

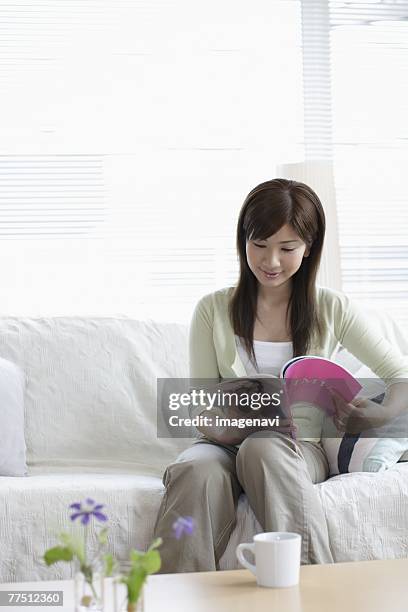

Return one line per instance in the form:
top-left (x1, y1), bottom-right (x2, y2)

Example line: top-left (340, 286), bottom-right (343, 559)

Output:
top-left (86, 576), bottom-right (99, 604)
top-left (80, 528), bottom-right (101, 607)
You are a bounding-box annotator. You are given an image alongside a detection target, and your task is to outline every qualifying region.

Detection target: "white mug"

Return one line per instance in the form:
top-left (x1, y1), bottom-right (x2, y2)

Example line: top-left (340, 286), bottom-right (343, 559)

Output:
top-left (236, 532), bottom-right (301, 587)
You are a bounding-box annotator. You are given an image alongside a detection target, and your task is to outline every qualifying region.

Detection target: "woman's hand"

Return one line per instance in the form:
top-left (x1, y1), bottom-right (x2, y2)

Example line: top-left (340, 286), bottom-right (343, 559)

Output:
top-left (196, 378), bottom-right (296, 444)
top-left (330, 389), bottom-right (389, 434)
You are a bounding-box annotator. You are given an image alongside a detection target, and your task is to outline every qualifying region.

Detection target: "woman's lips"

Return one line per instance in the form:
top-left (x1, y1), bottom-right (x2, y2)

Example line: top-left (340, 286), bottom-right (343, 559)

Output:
top-left (260, 269), bottom-right (281, 279)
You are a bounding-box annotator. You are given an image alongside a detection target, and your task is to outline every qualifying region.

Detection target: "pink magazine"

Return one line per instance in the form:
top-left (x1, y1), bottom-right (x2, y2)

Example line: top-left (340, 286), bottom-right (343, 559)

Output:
top-left (280, 356), bottom-right (363, 417)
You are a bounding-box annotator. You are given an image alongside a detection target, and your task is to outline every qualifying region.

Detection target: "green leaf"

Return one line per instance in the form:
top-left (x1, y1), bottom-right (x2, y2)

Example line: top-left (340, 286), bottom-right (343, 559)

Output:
top-left (126, 568), bottom-right (147, 604)
top-left (103, 553), bottom-right (115, 577)
top-left (129, 550), bottom-right (145, 564)
top-left (43, 546), bottom-right (73, 566)
top-left (59, 532), bottom-right (85, 564)
top-left (128, 547), bottom-right (162, 575)
top-left (141, 550), bottom-right (161, 575)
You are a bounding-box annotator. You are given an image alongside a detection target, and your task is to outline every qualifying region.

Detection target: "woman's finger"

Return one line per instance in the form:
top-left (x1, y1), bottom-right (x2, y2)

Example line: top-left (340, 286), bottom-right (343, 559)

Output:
top-left (333, 414), bottom-right (346, 431)
top-left (331, 391), bottom-right (356, 420)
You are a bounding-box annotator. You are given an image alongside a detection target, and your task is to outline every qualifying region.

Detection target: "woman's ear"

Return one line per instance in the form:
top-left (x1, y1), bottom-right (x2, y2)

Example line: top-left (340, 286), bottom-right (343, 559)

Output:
top-left (303, 245), bottom-right (311, 258)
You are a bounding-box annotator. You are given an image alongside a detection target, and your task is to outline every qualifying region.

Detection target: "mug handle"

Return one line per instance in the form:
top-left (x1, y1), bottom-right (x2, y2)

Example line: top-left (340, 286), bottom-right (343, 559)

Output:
top-left (236, 543), bottom-right (256, 576)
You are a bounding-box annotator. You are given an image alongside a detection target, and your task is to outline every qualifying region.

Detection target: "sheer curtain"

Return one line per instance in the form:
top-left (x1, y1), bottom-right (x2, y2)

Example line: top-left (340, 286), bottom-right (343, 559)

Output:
top-left (301, 0), bottom-right (408, 332)
top-left (2, 1), bottom-right (405, 326)
top-left (0, 0), bottom-right (304, 321)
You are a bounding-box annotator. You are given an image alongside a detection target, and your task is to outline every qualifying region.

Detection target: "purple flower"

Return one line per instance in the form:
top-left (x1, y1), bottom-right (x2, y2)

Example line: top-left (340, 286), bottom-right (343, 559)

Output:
top-left (172, 516), bottom-right (195, 540)
top-left (69, 499), bottom-right (108, 524)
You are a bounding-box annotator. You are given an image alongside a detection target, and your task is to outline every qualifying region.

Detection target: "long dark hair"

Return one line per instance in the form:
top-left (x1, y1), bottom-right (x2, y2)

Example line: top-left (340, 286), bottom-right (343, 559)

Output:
top-left (229, 178), bottom-right (325, 365)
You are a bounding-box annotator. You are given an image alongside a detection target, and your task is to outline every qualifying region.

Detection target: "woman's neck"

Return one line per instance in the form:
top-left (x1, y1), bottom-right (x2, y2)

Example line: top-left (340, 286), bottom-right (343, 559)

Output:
top-left (257, 280), bottom-right (292, 309)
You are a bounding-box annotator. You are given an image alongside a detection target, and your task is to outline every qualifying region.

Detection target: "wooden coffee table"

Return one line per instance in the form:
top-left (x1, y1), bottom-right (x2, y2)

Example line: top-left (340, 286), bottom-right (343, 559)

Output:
top-left (1, 558), bottom-right (408, 611)
top-left (145, 558), bottom-right (408, 612)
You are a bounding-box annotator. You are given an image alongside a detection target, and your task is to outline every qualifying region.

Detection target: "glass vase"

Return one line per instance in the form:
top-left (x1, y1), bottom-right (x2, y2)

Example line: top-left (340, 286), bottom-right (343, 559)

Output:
top-left (113, 575), bottom-right (144, 612)
top-left (74, 570), bottom-right (104, 612)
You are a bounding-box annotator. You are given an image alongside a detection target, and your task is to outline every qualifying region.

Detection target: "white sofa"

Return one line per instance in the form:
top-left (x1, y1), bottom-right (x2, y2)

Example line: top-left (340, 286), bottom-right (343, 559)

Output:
top-left (1, 315), bottom-right (408, 583)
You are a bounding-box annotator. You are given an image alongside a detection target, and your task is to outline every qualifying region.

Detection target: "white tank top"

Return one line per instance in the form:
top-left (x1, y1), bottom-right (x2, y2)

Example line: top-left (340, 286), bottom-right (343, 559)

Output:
top-left (235, 335), bottom-right (293, 377)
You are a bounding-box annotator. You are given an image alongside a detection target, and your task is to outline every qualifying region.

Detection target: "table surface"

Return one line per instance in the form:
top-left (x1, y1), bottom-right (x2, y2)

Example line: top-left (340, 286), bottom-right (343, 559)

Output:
top-left (1, 558), bottom-right (408, 612)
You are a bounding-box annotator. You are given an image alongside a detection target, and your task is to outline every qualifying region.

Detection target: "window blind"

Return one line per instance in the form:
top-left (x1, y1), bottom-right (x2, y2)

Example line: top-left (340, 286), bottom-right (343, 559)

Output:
top-left (0, 0), bottom-right (304, 321)
top-left (301, 0), bottom-right (408, 332)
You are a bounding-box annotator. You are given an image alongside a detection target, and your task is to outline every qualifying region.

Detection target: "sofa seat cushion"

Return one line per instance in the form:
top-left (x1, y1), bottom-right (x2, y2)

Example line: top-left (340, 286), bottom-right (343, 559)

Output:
top-left (316, 461), bottom-right (408, 562)
top-left (219, 461), bottom-right (408, 569)
top-left (0, 471), bottom-right (164, 583)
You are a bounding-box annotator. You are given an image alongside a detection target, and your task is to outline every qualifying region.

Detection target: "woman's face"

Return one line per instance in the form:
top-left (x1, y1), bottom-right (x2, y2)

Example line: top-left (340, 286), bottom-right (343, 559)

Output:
top-left (245, 223), bottom-right (310, 291)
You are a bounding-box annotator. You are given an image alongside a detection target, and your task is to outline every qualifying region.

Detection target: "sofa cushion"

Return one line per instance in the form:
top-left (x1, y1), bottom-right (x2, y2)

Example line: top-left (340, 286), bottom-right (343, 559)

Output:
top-left (0, 318), bottom-right (192, 475)
top-left (0, 357), bottom-right (27, 476)
top-left (219, 461), bottom-right (408, 569)
top-left (0, 470), bottom-right (164, 582)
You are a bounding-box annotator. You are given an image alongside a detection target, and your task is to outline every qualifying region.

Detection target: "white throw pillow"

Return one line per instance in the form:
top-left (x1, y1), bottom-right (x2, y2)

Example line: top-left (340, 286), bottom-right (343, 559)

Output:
top-left (0, 357), bottom-right (27, 476)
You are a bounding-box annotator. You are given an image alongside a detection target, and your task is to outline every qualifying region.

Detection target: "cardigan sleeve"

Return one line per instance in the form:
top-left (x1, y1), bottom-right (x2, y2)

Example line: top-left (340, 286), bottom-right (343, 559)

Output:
top-left (189, 294), bottom-right (220, 379)
top-left (188, 294), bottom-right (221, 419)
top-left (332, 290), bottom-right (408, 382)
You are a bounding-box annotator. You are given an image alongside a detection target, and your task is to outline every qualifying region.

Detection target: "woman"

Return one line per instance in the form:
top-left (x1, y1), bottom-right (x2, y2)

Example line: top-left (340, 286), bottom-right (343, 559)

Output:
top-left (153, 178), bottom-right (408, 573)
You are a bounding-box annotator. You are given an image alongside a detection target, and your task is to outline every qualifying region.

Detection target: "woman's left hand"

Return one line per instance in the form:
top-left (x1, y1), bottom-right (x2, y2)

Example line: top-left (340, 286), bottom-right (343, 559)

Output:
top-left (330, 390), bottom-right (387, 434)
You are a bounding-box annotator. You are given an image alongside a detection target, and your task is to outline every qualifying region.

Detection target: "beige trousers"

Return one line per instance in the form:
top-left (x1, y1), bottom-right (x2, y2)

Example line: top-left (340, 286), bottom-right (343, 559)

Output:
top-left (153, 431), bottom-right (333, 573)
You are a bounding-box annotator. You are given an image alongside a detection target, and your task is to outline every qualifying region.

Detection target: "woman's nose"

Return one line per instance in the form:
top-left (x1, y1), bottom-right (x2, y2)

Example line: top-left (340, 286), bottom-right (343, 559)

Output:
top-left (264, 250), bottom-right (280, 267)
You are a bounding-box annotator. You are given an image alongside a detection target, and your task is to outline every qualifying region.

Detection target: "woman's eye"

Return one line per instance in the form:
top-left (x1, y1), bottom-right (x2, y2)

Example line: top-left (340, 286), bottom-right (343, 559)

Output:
top-left (252, 243), bottom-right (296, 251)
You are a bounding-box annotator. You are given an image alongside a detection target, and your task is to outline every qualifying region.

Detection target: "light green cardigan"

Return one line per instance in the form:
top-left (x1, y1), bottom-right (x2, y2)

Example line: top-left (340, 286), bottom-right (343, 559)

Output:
top-left (188, 285), bottom-right (408, 441)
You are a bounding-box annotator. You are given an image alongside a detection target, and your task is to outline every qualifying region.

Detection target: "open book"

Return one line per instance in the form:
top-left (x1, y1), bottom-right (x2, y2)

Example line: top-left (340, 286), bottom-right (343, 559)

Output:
top-left (249, 356), bottom-right (363, 417)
